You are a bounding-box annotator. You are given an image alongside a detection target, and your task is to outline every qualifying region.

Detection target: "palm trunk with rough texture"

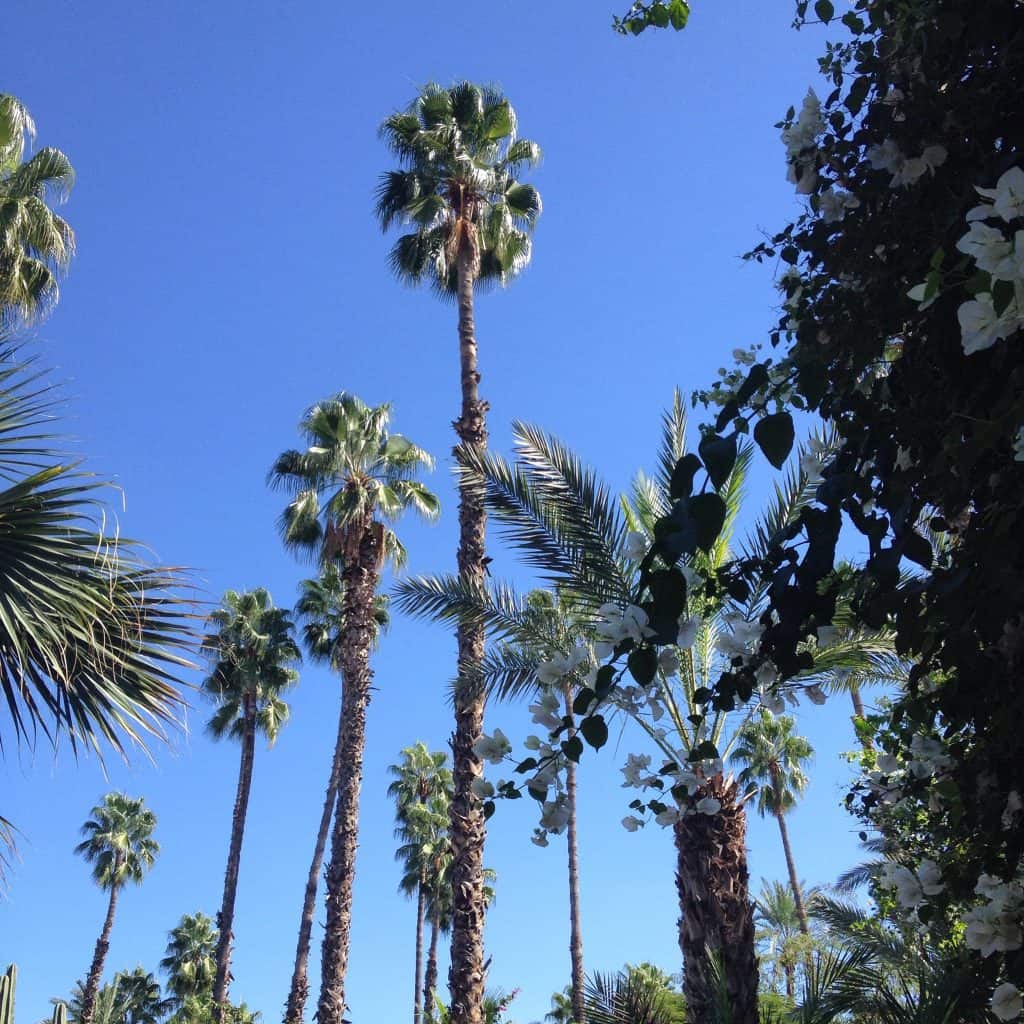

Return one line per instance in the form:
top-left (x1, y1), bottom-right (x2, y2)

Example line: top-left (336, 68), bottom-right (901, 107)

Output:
top-left (448, 244), bottom-right (489, 1024)
top-left (423, 914), bottom-right (440, 1024)
top-left (284, 700), bottom-right (346, 1024)
top-left (775, 812), bottom-right (809, 935)
top-left (316, 520), bottom-right (381, 1024)
top-left (213, 697), bottom-right (257, 1020)
top-left (673, 775), bottom-right (758, 1024)
top-left (562, 683), bottom-right (585, 1024)
top-left (80, 867), bottom-right (122, 1024)
top-left (413, 872), bottom-right (426, 1024)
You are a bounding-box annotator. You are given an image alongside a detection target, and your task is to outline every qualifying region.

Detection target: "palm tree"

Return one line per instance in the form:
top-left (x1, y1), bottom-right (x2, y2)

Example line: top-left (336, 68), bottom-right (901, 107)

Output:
top-left (160, 912), bottom-right (218, 1008)
top-left (0, 94), bottom-right (75, 326)
top-left (112, 968), bottom-right (172, 1024)
top-left (388, 744), bottom-right (453, 1024)
top-left (543, 989), bottom-right (574, 1024)
top-left (731, 714), bottom-right (814, 935)
top-left (754, 880), bottom-right (805, 998)
top-left (396, 401), bottom-right (898, 1024)
top-left (270, 393), bottom-right (438, 1024)
top-left (74, 794), bottom-right (159, 1024)
top-left (201, 588), bottom-right (300, 1018)
top-left (283, 567), bottom-right (390, 1024)
top-left (377, 81), bottom-right (541, 1024)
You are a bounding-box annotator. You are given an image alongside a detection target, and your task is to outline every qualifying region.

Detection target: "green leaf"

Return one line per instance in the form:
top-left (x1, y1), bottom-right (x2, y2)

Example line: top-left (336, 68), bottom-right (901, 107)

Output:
top-left (670, 453), bottom-right (702, 501)
top-left (561, 736), bottom-right (584, 763)
top-left (594, 665), bottom-right (616, 697)
top-left (483, 800), bottom-right (496, 820)
top-left (688, 492), bottom-right (727, 553)
top-left (628, 647), bottom-right (658, 685)
top-left (753, 412), bottom-right (795, 469)
top-left (902, 531), bottom-right (933, 570)
top-left (514, 757), bottom-right (538, 774)
top-left (580, 714), bottom-right (609, 750)
top-left (699, 432), bottom-right (738, 491)
top-left (693, 686), bottom-right (713, 704)
top-left (814, 0), bottom-right (834, 21)
top-left (669, 0), bottom-right (689, 29)
top-left (573, 687), bottom-right (596, 716)
top-left (736, 363), bottom-right (770, 405)
top-left (690, 740), bottom-right (719, 761)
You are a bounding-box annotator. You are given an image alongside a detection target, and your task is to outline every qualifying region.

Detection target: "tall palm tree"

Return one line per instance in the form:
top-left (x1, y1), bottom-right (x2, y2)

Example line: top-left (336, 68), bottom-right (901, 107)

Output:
top-left (74, 794), bottom-right (159, 1024)
top-left (754, 879), bottom-right (805, 998)
top-left (731, 714), bottom-right (814, 935)
top-left (396, 402), bottom-right (897, 1024)
top-left (377, 81), bottom-right (541, 1024)
top-left (0, 94), bottom-right (75, 326)
top-left (112, 968), bottom-right (172, 1024)
top-left (544, 988), bottom-right (574, 1024)
top-left (388, 744), bottom-right (453, 1024)
top-left (270, 393), bottom-right (438, 1024)
top-left (284, 567), bottom-right (390, 1024)
top-left (160, 912), bottom-right (218, 1008)
top-left (201, 588), bottom-right (300, 1018)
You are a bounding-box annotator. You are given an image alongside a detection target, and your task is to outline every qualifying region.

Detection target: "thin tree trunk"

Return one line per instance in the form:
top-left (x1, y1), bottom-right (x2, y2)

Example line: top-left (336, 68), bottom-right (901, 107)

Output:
top-left (423, 914), bottom-right (440, 1024)
top-left (784, 963), bottom-right (794, 1000)
top-left (413, 874), bottom-right (426, 1024)
top-left (80, 868), bottom-right (122, 1024)
top-left (448, 243), bottom-right (489, 1024)
top-left (775, 812), bottom-right (809, 935)
top-left (850, 684), bottom-right (873, 750)
top-left (673, 775), bottom-right (758, 1024)
top-left (317, 520), bottom-right (381, 1024)
top-left (562, 683), bottom-right (585, 1024)
top-left (284, 700), bottom-right (346, 1024)
top-left (213, 699), bottom-right (257, 1020)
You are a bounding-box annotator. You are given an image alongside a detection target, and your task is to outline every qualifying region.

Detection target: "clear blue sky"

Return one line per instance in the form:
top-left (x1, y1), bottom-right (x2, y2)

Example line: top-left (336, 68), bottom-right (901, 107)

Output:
top-left (2, 3), bottom-right (869, 1022)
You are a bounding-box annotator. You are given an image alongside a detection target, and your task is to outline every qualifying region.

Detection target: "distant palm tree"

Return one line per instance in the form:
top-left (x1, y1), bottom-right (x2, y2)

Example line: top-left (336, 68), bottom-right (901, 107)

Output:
top-left (0, 94), bottom-right (75, 325)
top-left (112, 968), bottom-right (172, 1024)
top-left (377, 81), bottom-right (541, 1024)
top-left (201, 589), bottom-right (300, 1018)
top-left (388, 744), bottom-right (453, 1024)
top-left (160, 912), bottom-right (218, 1007)
top-left (283, 566), bottom-right (389, 1024)
top-left (732, 714), bottom-right (814, 935)
top-left (754, 879), bottom-right (805, 998)
top-left (74, 794), bottom-right (159, 1024)
top-left (270, 393), bottom-right (438, 1023)
top-left (544, 987), bottom-right (574, 1024)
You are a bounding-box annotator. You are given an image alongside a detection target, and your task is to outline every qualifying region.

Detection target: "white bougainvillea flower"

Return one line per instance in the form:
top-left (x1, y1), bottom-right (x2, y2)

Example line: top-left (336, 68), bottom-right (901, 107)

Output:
top-left (917, 859), bottom-right (945, 896)
top-left (540, 798), bottom-right (571, 834)
top-left (867, 138), bottom-right (904, 174)
top-left (676, 617), bottom-right (698, 650)
top-left (881, 863), bottom-right (924, 909)
top-left (992, 983), bottom-right (1023, 1022)
top-left (977, 166), bottom-right (1024, 223)
top-left (624, 530), bottom-right (648, 561)
top-left (596, 602), bottom-right (656, 646)
top-left (717, 612), bottom-right (763, 660)
top-left (472, 728), bottom-right (512, 765)
top-left (754, 661), bottom-right (779, 688)
top-left (958, 294), bottom-right (1021, 354)
top-left (529, 692), bottom-right (562, 733)
top-left (964, 904), bottom-right (1023, 957)
top-left (819, 188), bottom-right (860, 224)
top-left (621, 753), bottom-right (653, 788)
top-left (957, 221), bottom-right (1016, 279)
top-left (523, 734), bottom-right (542, 751)
top-left (471, 778), bottom-right (495, 800)
top-left (658, 647), bottom-right (680, 677)
top-left (531, 829), bottom-right (549, 848)
top-left (877, 753), bottom-right (900, 774)
top-left (696, 797), bottom-right (722, 816)
top-left (805, 683), bottom-right (828, 706)
top-left (655, 807), bottom-right (680, 826)
top-left (760, 688), bottom-right (786, 715)
top-left (621, 815), bottom-right (643, 832)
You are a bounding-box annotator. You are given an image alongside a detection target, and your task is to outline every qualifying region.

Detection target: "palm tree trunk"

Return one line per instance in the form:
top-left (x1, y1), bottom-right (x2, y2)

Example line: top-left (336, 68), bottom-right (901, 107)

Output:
top-left (213, 699), bottom-right (257, 1020)
top-left (775, 812), bottom-right (809, 935)
top-left (423, 913), bottom-right (440, 1024)
top-left (784, 963), bottom-right (794, 1000)
top-left (448, 243), bottom-right (489, 1024)
top-left (562, 683), bottom-right (585, 1024)
top-left (673, 776), bottom-right (758, 1024)
top-left (284, 700), bottom-right (346, 1024)
top-left (849, 684), bottom-right (873, 750)
top-left (80, 870), bottom-right (122, 1024)
top-left (317, 521), bottom-right (382, 1024)
top-left (413, 873), bottom-right (426, 1024)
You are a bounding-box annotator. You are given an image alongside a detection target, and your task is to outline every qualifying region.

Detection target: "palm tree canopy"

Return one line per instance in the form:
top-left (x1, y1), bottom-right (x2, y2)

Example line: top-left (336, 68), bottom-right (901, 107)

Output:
top-left (73, 792), bottom-right (159, 890)
top-left (269, 392), bottom-right (438, 567)
top-left (387, 742), bottom-right (452, 809)
top-left (201, 588), bottom-right (300, 745)
top-left (111, 967), bottom-right (172, 1024)
top-left (0, 94), bottom-right (75, 326)
top-left (376, 81), bottom-right (542, 294)
top-left (0, 349), bottom-right (194, 760)
top-left (160, 912), bottom-right (218, 1006)
top-left (731, 712), bottom-right (814, 817)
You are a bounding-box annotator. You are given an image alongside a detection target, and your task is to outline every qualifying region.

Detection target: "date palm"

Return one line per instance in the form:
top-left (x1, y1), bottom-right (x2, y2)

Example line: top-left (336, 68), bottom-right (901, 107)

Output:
top-left (270, 393), bottom-right (438, 1024)
top-left (0, 95), bottom-right (75, 326)
top-left (201, 588), bottom-right (300, 1018)
top-left (74, 794), bottom-right (159, 1024)
top-left (732, 714), bottom-right (814, 935)
top-left (284, 566), bottom-right (389, 1024)
top-left (377, 81), bottom-right (541, 1024)
top-left (388, 744), bottom-right (453, 1024)
top-left (161, 912), bottom-right (218, 1008)
top-left (754, 879), bottom-right (805, 998)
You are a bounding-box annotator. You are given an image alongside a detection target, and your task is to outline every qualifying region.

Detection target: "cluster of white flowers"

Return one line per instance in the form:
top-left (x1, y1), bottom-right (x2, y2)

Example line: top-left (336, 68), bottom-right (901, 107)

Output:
top-left (818, 188), bottom-right (860, 224)
top-left (878, 858), bottom-right (944, 910)
top-left (537, 644), bottom-right (590, 687)
top-left (955, 167), bottom-right (1024, 354)
top-left (799, 436), bottom-right (832, 481)
top-left (782, 89), bottom-right (824, 194)
top-left (866, 139), bottom-right (947, 188)
top-left (473, 728), bottom-right (512, 764)
top-left (964, 875), bottom-right (1024, 958)
top-left (623, 530), bottom-right (648, 561)
top-left (594, 602), bottom-right (655, 659)
top-left (620, 753), bottom-right (725, 831)
top-left (992, 983), bottom-right (1023, 1022)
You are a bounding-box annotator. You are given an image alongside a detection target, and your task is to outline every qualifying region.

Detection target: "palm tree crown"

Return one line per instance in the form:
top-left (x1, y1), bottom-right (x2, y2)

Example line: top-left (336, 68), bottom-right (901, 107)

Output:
top-left (376, 82), bottom-right (542, 293)
top-left (160, 912), bottom-right (218, 1007)
top-left (74, 793), bottom-right (158, 890)
top-left (731, 712), bottom-right (813, 817)
top-left (0, 94), bottom-right (75, 325)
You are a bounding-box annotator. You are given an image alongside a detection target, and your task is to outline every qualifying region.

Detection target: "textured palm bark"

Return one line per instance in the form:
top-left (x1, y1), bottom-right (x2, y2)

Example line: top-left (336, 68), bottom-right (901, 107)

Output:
top-left (213, 695), bottom-right (257, 1021)
top-left (413, 872), bottom-right (426, 1024)
top-left (562, 683), bottom-right (586, 1024)
top-left (673, 776), bottom-right (758, 1024)
top-left (316, 520), bottom-right (381, 1024)
top-left (775, 812), bottom-right (809, 935)
top-left (423, 914), bottom-right (440, 1024)
top-left (284, 701), bottom-right (346, 1024)
top-left (448, 244), bottom-right (489, 1024)
top-left (80, 864), bottom-right (122, 1024)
